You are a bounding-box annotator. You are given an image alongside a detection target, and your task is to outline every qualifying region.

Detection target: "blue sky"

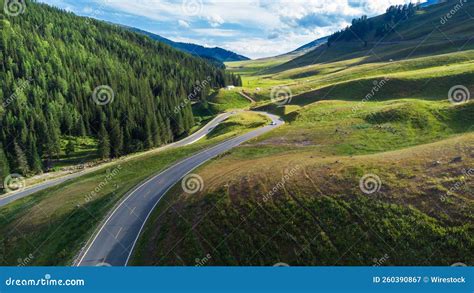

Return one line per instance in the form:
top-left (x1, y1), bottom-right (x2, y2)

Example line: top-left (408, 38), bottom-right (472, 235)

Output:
top-left (38, 0), bottom-right (425, 59)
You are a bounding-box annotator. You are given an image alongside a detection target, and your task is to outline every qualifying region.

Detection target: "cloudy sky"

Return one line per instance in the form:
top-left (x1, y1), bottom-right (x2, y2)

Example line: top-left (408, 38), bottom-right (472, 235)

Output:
top-left (38, 0), bottom-right (425, 59)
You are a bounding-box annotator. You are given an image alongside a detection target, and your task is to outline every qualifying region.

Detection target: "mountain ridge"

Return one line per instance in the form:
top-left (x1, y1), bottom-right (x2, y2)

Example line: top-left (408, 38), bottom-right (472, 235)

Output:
top-left (265, 0), bottom-right (474, 73)
top-left (129, 27), bottom-right (250, 63)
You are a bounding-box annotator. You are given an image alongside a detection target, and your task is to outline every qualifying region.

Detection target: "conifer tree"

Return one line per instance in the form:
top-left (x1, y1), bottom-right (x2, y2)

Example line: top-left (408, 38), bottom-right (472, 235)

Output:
top-left (27, 134), bottom-right (43, 173)
top-left (0, 144), bottom-right (10, 189)
top-left (97, 125), bottom-right (111, 159)
top-left (65, 140), bottom-right (75, 157)
top-left (13, 141), bottom-right (30, 175)
top-left (109, 120), bottom-right (123, 158)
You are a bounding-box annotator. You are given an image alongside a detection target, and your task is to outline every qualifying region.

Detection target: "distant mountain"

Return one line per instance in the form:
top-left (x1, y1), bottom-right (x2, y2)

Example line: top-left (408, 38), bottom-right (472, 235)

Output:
top-left (271, 1), bottom-right (442, 58)
top-left (292, 36), bottom-right (328, 53)
top-left (261, 0), bottom-right (446, 67)
top-left (129, 28), bottom-right (250, 63)
top-left (267, 0), bottom-right (474, 73)
top-left (256, 36), bottom-right (328, 64)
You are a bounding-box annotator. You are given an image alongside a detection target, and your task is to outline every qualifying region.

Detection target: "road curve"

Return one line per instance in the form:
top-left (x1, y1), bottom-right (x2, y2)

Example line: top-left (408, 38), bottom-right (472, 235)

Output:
top-left (0, 112), bottom-right (235, 208)
top-left (77, 112), bottom-right (283, 266)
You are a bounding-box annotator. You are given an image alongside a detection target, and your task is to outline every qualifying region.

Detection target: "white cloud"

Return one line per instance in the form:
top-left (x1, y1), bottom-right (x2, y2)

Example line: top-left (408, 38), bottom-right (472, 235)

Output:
top-left (100, 0), bottom-right (279, 28)
top-left (95, 0), bottom-right (427, 58)
top-left (193, 28), bottom-right (239, 38)
top-left (206, 14), bottom-right (224, 27)
top-left (178, 19), bottom-right (190, 28)
top-left (222, 38), bottom-right (296, 59)
top-left (221, 30), bottom-right (335, 59)
top-left (82, 6), bottom-right (94, 14)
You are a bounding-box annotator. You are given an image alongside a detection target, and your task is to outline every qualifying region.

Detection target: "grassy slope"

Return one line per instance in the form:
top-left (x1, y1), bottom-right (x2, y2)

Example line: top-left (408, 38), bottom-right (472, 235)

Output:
top-left (190, 90), bottom-right (253, 131)
top-left (131, 1), bottom-right (474, 266)
top-left (254, 100), bottom-right (474, 156)
top-left (225, 55), bottom-right (295, 94)
top-left (270, 0), bottom-right (474, 73)
top-left (225, 54), bottom-right (296, 76)
top-left (132, 133), bottom-right (473, 266)
top-left (0, 112), bottom-right (268, 265)
top-left (132, 99), bottom-right (474, 266)
top-left (247, 49), bottom-right (474, 104)
top-left (222, 50), bottom-right (474, 107)
top-left (55, 136), bottom-right (98, 170)
top-left (227, 1), bottom-right (474, 104)
top-left (207, 90), bottom-right (251, 112)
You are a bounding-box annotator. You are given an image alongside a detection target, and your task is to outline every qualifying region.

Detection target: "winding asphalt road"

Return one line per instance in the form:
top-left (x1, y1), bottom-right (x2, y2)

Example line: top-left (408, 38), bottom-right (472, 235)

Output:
top-left (77, 112), bottom-right (283, 266)
top-left (0, 112), bottom-right (235, 208)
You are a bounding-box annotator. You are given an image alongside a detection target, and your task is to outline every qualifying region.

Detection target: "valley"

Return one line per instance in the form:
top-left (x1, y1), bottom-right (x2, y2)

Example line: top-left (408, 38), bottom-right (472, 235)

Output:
top-left (130, 0), bottom-right (473, 266)
top-left (0, 0), bottom-right (472, 268)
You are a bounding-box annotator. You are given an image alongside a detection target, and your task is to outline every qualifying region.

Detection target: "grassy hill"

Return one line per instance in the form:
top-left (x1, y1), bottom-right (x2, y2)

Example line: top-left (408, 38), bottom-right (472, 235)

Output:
top-left (131, 98), bottom-right (473, 266)
top-left (130, 0), bottom-right (474, 266)
top-left (132, 132), bottom-right (473, 266)
top-left (269, 0), bottom-right (474, 73)
top-left (222, 1), bottom-right (474, 103)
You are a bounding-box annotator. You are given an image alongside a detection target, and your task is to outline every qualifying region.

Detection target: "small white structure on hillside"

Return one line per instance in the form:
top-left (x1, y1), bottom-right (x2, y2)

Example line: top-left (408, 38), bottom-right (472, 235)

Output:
top-left (226, 85), bottom-right (235, 90)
